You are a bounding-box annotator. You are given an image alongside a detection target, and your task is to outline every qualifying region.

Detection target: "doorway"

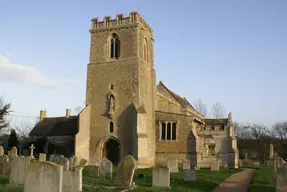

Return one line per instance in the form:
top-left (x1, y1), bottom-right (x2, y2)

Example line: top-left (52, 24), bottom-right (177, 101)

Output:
top-left (102, 138), bottom-right (120, 165)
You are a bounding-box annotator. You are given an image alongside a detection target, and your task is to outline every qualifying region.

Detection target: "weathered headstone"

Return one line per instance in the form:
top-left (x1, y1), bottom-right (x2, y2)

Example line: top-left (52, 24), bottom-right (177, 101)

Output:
top-left (115, 155), bottom-right (137, 188)
top-left (0, 155), bottom-right (9, 174)
top-left (270, 143), bottom-right (274, 158)
top-left (54, 155), bottom-right (64, 164)
top-left (29, 144), bottom-right (35, 160)
top-left (276, 164), bottom-right (287, 192)
top-left (152, 168), bottom-right (170, 189)
top-left (10, 147), bottom-right (18, 159)
top-left (0, 145), bottom-right (4, 157)
top-left (210, 160), bottom-right (219, 171)
top-left (182, 159), bottom-right (190, 170)
top-left (86, 166), bottom-right (100, 178)
top-left (9, 156), bottom-right (30, 186)
top-left (167, 159), bottom-right (178, 173)
top-left (68, 156), bottom-right (79, 170)
top-left (99, 158), bottom-right (113, 179)
top-left (63, 167), bottom-right (84, 192)
top-left (49, 154), bottom-right (56, 162)
top-left (58, 157), bottom-right (69, 171)
top-left (39, 153), bottom-right (46, 162)
top-left (24, 161), bottom-right (63, 192)
top-left (184, 170), bottom-right (196, 181)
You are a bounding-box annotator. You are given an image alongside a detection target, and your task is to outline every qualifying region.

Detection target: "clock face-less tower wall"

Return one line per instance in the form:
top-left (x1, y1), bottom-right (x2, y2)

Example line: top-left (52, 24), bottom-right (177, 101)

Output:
top-left (86, 12), bottom-right (156, 168)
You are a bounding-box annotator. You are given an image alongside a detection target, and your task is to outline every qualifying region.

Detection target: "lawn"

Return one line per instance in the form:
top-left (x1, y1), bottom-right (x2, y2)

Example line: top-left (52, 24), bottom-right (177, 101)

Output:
top-left (0, 168), bottom-right (243, 192)
top-left (248, 166), bottom-right (276, 192)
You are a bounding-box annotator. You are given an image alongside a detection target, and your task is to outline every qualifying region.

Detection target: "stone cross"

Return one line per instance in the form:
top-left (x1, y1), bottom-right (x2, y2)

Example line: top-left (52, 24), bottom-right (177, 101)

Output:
top-left (29, 144), bottom-right (35, 160)
top-left (270, 143), bottom-right (274, 158)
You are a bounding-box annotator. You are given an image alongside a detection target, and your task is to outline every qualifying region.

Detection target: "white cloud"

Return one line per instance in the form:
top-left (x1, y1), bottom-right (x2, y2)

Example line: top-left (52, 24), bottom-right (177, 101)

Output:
top-left (0, 54), bottom-right (78, 89)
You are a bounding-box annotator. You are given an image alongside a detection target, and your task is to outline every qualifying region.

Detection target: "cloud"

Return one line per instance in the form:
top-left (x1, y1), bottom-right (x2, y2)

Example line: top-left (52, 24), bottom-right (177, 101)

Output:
top-left (0, 54), bottom-right (78, 89)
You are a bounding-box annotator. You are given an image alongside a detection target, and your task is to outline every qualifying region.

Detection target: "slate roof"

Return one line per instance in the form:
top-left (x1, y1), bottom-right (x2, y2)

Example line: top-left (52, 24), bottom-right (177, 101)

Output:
top-left (29, 116), bottom-right (79, 137)
top-left (204, 118), bottom-right (229, 125)
top-left (156, 81), bottom-right (195, 109)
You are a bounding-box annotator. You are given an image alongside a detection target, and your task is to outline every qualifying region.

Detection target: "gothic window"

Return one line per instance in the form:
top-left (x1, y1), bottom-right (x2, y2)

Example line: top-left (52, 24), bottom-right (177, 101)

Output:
top-left (161, 122), bottom-right (166, 140)
top-left (109, 121), bottom-right (114, 133)
top-left (110, 34), bottom-right (120, 59)
top-left (172, 122), bottom-right (177, 140)
top-left (167, 123), bottom-right (171, 140)
top-left (143, 38), bottom-right (148, 62)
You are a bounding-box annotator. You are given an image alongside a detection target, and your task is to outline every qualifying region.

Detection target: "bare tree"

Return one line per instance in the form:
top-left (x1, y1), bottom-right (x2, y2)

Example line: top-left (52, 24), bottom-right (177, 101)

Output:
top-left (73, 106), bottom-right (83, 115)
top-left (0, 96), bottom-right (12, 133)
top-left (272, 121), bottom-right (287, 140)
top-left (12, 117), bottom-right (39, 140)
top-left (211, 102), bottom-right (226, 118)
top-left (193, 99), bottom-right (208, 116)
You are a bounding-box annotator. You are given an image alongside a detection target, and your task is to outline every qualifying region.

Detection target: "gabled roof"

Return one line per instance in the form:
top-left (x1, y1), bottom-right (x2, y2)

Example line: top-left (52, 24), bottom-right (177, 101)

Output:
top-left (157, 81), bottom-right (195, 109)
top-left (29, 116), bottom-right (79, 137)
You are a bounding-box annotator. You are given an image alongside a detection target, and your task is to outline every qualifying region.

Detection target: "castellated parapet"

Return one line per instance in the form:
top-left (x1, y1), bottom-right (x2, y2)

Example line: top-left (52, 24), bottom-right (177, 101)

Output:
top-left (90, 11), bottom-right (152, 32)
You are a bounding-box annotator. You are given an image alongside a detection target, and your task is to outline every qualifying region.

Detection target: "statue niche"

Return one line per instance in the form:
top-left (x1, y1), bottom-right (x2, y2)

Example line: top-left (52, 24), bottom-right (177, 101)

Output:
top-left (106, 85), bottom-right (116, 118)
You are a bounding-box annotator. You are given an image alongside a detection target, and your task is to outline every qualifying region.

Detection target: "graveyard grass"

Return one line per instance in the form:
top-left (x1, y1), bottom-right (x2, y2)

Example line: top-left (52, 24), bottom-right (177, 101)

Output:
top-left (0, 168), bottom-right (243, 192)
top-left (248, 166), bottom-right (276, 192)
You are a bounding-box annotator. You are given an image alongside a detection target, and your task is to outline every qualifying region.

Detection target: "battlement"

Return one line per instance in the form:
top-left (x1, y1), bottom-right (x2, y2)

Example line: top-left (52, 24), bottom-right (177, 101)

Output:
top-left (90, 11), bottom-right (152, 32)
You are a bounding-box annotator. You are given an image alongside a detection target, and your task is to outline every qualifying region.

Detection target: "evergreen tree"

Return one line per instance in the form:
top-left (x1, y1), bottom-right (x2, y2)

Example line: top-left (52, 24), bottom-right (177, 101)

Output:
top-left (0, 97), bottom-right (11, 132)
top-left (8, 129), bottom-right (18, 149)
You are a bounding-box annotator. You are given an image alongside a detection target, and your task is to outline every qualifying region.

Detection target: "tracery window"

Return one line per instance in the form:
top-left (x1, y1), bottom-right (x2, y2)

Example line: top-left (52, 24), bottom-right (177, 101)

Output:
top-left (110, 34), bottom-right (120, 59)
top-left (161, 122), bottom-right (178, 140)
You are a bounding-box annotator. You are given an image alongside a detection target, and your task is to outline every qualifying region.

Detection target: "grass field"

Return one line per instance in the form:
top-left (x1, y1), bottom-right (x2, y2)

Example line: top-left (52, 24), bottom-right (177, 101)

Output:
top-left (0, 168), bottom-right (243, 192)
top-left (248, 166), bottom-right (276, 192)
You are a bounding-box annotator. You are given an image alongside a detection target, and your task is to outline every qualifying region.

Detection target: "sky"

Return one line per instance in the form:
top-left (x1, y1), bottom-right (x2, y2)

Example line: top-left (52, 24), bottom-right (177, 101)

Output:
top-left (0, 0), bottom-right (287, 128)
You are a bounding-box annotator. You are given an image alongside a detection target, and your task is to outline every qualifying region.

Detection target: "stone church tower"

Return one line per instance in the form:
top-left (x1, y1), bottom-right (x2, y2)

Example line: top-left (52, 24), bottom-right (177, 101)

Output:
top-left (86, 12), bottom-right (156, 168)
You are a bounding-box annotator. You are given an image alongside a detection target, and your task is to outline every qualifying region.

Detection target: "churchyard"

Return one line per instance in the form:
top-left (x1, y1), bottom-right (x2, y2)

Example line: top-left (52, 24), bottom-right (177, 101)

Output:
top-left (0, 143), bottom-right (286, 192)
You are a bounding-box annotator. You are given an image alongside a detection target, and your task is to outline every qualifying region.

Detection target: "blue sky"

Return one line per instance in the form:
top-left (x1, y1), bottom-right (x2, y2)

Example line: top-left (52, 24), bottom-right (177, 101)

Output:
top-left (0, 0), bottom-right (286, 127)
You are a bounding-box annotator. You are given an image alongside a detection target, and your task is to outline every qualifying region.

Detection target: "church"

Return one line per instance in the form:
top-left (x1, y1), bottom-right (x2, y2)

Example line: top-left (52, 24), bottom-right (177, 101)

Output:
top-left (29, 11), bottom-right (239, 169)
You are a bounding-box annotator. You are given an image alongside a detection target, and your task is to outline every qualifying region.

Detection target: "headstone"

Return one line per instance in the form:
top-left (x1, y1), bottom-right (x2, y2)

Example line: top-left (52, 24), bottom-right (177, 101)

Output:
top-left (49, 154), bottom-right (56, 162)
top-left (86, 166), bottom-right (100, 178)
top-left (182, 159), bottom-right (190, 170)
top-left (99, 158), bottom-right (113, 179)
top-left (29, 144), bottom-right (35, 160)
top-left (54, 155), bottom-right (64, 164)
top-left (63, 167), bottom-right (83, 192)
top-left (276, 164), bottom-right (287, 192)
top-left (9, 156), bottom-right (30, 186)
top-left (115, 155), bottom-right (137, 188)
top-left (0, 155), bottom-right (9, 174)
top-left (24, 161), bottom-right (63, 192)
top-left (210, 160), bottom-right (219, 171)
top-left (79, 159), bottom-right (87, 166)
top-left (270, 143), bottom-right (274, 159)
top-left (167, 159), bottom-right (178, 173)
top-left (184, 170), bottom-right (196, 181)
top-left (39, 153), bottom-right (46, 162)
top-left (152, 168), bottom-right (170, 189)
top-left (239, 159), bottom-right (243, 167)
top-left (244, 152), bottom-right (248, 162)
top-left (10, 147), bottom-right (18, 159)
top-left (0, 145), bottom-right (4, 157)
top-left (69, 156), bottom-right (78, 170)
top-left (58, 157), bottom-right (69, 171)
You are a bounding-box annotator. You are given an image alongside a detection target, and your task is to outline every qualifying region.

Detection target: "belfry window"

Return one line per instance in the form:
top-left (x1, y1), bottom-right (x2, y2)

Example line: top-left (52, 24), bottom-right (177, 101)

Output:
top-left (143, 38), bottom-right (148, 62)
top-left (109, 121), bottom-right (114, 133)
top-left (161, 121), bottom-right (178, 141)
top-left (110, 34), bottom-right (120, 59)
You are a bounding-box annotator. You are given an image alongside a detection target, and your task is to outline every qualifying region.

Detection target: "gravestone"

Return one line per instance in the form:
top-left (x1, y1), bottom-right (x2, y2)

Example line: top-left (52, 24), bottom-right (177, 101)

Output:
top-left (58, 157), bottom-right (69, 171)
top-left (184, 170), bottom-right (196, 181)
top-left (54, 155), bottom-right (64, 164)
top-left (24, 161), bottom-right (63, 192)
top-left (10, 146), bottom-right (18, 159)
top-left (29, 144), bottom-right (35, 160)
top-left (99, 158), bottom-right (113, 179)
top-left (69, 156), bottom-right (78, 170)
top-left (152, 168), bottom-right (170, 189)
top-left (9, 156), bottom-right (30, 186)
top-left (49, 154), bottom-right (56, 162)
top-left (210, 160), bottom-right (219, 171)
top-left (182, 159), bottom-right (190, 170)
top-left (239, 159), bottom-right (243, 167)
top-left (270, 143), bottom-right (274, 158)
top-left (276, 164), bottom-right (287, 192)
top-left (0, 155), bottom-right (9, 174)
top-left (167, 159), bottom-right (178, 173)
top-left (63, 167), bottom-right (84, 192)
top-left (86, 166), bottom-right (100, 178)
top-left (0, 145), bottom-right (4, 157)
top-left (39, 153), bottom-right (46, 162)
top-left (115, 155), bottom-right (137, 188)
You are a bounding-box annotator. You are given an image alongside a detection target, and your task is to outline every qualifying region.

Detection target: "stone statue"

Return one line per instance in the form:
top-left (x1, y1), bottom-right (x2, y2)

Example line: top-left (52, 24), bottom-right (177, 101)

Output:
top-left (210, 145), bottom-right (216, 156)
top-left (108, 95), bottom-right (115, 117)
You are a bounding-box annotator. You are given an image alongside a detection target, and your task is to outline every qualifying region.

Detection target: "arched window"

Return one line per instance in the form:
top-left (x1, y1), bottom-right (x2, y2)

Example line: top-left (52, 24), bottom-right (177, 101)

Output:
top-left (172, 122), bottom-right (177, 140)
top-left (161, 122), bottom-right (166, 140)
top-left (109, 121), bottom-right (114, 133)
top-left (143, 38), bottom-right (148, 62)
top-left (167, 123), bottom-right (171, 140)
top-left (110, 34), bottom-right (120, 59)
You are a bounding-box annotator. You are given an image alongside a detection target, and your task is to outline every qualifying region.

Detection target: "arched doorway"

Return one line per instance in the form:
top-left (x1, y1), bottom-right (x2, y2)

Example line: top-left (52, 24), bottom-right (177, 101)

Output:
top-left (102, 138), bottom-right (120, 165)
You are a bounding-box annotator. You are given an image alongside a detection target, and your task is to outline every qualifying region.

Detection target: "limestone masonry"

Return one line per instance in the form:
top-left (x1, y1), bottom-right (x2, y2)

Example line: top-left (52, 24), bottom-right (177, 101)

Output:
top-left (30, 11), bottom-right (239, 169)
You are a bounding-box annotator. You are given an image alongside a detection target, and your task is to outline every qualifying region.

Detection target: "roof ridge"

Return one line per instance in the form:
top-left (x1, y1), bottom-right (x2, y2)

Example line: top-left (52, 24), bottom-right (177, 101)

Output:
top-left (158, 81), bottom-right (184, 106)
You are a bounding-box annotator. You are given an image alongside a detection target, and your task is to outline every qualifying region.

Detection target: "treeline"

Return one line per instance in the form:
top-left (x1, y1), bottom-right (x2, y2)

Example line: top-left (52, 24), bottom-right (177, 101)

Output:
top-left (235, 122), bottom-right (287, 162)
